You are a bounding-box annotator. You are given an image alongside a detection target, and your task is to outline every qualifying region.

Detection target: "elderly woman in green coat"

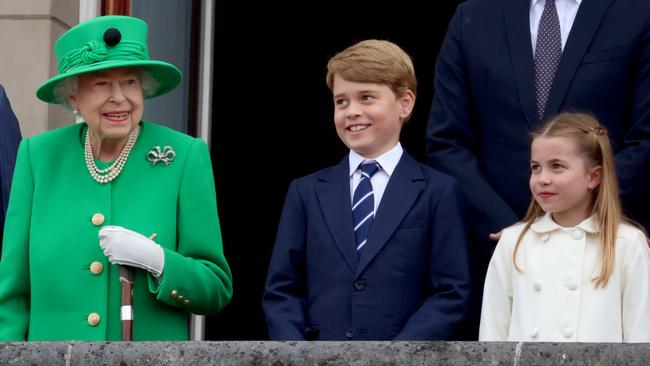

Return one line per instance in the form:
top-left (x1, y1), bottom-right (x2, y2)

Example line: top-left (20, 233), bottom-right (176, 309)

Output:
top-left (0, 15), bottom-right (232, 341)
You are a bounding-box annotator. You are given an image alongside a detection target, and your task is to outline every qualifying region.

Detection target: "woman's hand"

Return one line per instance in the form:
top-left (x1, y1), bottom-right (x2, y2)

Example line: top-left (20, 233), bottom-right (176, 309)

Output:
top-left (489, 222), bottom-right (522, 241)
top-left (99, 226), bottom-right (164, 277)
top-left (489, 231), bottom-right (503, 241)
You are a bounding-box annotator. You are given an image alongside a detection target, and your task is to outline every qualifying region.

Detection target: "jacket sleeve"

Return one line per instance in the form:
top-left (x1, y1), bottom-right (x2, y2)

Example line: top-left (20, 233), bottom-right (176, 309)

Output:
top-left (395, 180), bottom-right (471, 340)
top-left (478, 229), bottom-right (515, 341)
top-left (147, 138), bottom-right (233, 315)
top-left (621, 230), bottom-right (650, 342)
top-left (426, 4), bottom-right (518, 251)
top-left (615, 18), bottom-right (650, 222)
top-left (0, 84), bottom-right (22, 226)
top-left (262, 180), bottom-right (308, 340)
top-left (0, 140), bottom-right (33, 340)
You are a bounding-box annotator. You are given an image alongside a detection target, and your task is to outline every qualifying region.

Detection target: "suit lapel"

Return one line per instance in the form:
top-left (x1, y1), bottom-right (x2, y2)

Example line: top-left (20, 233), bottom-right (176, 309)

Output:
top-left (355, 153), bottom-right (424, 277)
top-left (544, 0), bottom-right (614, 119)
top-left (505, 0), bottom-right (538, 128)
top-left (316, 156), bottom-right (359, 272)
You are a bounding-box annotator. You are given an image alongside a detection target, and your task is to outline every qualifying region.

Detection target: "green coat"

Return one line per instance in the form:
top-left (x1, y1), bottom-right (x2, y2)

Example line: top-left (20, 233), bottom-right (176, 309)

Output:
top-left (0, 122), bottom-right (232, 340)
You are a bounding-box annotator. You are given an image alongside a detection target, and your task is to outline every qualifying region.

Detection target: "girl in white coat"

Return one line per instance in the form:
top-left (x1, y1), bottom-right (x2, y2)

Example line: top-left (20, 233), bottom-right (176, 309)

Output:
top-left (479, 112), bottom-right (650, 342)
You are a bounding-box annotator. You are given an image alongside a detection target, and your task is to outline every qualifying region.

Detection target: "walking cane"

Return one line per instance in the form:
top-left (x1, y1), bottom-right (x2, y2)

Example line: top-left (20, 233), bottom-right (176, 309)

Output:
top-left (119, 233), bottom-right (157, 341)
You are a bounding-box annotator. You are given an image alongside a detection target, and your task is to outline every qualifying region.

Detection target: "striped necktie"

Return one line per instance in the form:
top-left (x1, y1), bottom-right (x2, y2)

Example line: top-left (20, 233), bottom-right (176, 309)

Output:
top-left (534, 0), bottom-right (562, 120)
top-left (352, 162), bottom-right (381, 252)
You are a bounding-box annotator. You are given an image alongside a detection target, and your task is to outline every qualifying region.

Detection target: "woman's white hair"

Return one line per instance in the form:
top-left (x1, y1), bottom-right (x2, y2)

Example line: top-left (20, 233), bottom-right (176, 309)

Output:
top-left (52, 67), bottom-right (160, 110)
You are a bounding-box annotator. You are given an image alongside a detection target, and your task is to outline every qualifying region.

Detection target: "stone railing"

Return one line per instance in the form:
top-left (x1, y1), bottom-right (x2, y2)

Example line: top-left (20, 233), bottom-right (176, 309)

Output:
top-left (2, 341), bottom-right (649, 365)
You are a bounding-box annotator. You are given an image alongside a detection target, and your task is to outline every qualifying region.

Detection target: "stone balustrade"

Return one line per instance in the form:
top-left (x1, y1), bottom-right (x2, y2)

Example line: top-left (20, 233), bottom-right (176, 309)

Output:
top-left (2, 341), bottom-right (649, 365)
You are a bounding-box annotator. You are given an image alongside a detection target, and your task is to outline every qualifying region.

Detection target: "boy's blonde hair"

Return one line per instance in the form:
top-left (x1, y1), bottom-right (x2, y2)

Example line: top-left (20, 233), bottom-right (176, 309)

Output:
top-left (514, 112), bottom-right (626, 288)
top-left (326, 39), bottom-right (417, 101)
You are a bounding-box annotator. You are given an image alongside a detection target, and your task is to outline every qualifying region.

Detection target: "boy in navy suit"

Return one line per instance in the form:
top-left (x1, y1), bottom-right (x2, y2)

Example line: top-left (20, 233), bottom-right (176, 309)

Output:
top-left (263, 40), bottom-right (470, 340)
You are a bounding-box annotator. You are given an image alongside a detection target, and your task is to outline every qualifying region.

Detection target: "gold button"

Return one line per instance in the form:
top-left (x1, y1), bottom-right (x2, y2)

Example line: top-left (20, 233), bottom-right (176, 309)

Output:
top-left (183, 299), bottom-right (191, 305)
top-left (171, 290), bottom-right (178, 298)
top-left (91, 213), bottom-right (105, 226)
top-left (87, 312), bottom-right (101, 326)
top-left (178, 295), bottom-right (185, 301)
top-left (89, 261), bottom-right (103, 275)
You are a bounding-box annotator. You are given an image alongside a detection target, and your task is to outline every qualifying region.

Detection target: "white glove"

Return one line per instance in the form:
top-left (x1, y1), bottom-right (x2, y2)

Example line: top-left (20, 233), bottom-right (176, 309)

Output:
top-left (98, 226), bottom-right (165, 277)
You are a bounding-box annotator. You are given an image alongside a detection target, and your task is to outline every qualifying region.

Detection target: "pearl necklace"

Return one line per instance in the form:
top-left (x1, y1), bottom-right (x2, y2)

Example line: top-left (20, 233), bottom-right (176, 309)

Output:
top-left (84, 126), bottom-right (139, 184)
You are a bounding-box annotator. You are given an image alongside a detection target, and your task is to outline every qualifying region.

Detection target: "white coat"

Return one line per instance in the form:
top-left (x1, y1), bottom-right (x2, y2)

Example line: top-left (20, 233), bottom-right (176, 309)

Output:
top-left (479, 213), bottom-right (650, 342)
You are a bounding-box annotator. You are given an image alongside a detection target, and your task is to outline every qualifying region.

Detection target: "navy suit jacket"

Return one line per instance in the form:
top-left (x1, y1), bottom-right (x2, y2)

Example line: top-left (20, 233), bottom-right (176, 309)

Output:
top-left (262, 151), bottom-right (471, 340)
top-left (427, 0), bottom-right (650, 258)
top-left (0, 85), bottom-right (21, 253)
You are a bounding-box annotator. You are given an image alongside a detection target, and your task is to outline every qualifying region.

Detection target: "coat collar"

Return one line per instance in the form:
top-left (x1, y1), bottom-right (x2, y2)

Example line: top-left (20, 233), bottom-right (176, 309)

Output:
top-left (543, 0), bottom-right (615, 120)
top-left (355, 151), bottom-right (425, 277)
top-left (530, 212), bottom-right (599, 234)
top-left (316, 156), bottom-right (359, 272)
top-left (315, 151), bottom-right (426, 276)
top-left (505, 0), bottom-right (538, 128)
top-left (506, 0), bottom-right (615, 124)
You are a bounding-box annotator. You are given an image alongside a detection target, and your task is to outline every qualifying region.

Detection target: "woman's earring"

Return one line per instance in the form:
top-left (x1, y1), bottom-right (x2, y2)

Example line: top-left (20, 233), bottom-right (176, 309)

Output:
top-left (73, 109), bottom-right (84, 123)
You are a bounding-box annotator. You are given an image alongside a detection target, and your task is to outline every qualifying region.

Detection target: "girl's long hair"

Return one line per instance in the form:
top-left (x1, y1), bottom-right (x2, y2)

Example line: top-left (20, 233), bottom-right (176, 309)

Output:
top-left (514, 112), bottom-right (624, 288)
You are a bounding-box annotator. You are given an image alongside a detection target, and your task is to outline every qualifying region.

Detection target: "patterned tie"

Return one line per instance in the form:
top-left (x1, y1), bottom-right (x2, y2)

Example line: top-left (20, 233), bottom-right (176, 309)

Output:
top-left (352, 162), bottom-right (381, 253)
top-left (534, 0), bottom-right (562, 120)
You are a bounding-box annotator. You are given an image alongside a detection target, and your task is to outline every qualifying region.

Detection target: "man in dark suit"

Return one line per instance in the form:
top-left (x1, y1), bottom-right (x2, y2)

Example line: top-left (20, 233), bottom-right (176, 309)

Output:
top-left (263, 40), bottom-right (470, 340)
top-left (0, 85), bottom-right (22, 254)
top-left (427, 0), bottom-right (650, 339)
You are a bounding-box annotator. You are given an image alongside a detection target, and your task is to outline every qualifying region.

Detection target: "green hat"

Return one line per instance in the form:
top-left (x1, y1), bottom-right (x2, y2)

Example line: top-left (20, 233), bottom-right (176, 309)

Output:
top-left (36, 15), bottom-right (182, 104)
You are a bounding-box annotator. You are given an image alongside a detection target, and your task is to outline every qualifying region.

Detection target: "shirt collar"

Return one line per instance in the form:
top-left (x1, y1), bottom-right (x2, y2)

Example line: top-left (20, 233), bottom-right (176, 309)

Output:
top-left (530, 0), bottom-right (582, 9)
top-left (530, 212), bottom-right (599, 234)
top-left (348, 142), bottom-right (403, 178)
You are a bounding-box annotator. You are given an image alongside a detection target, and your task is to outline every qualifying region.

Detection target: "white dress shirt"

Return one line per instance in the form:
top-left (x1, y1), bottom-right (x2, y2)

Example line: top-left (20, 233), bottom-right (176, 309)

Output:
top-left (530, 0), bottom-right (582, 55)
top-left (348, 143), bottom-right (403, 213)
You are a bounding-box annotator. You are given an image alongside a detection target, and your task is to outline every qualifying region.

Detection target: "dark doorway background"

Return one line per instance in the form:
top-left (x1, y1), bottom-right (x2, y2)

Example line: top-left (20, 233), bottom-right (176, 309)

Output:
top-left (207, 1), bottom-right (462, 340)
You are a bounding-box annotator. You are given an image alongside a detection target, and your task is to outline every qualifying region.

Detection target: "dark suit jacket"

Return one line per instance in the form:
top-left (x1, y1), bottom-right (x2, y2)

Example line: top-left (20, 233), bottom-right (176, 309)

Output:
top-left (0, 85), bottom-right (21, 253)
top-left (427, 0), bottom-right (650, 257)
top-left (262, 151), bottom-right (470, 340)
